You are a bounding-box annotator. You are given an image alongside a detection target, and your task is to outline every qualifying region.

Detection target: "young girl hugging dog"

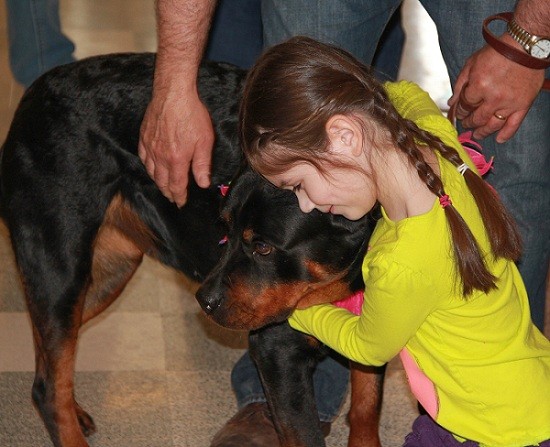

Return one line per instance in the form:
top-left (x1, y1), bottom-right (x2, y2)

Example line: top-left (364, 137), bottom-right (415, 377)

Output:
top-left (240, 36), bottom-right (550, 447)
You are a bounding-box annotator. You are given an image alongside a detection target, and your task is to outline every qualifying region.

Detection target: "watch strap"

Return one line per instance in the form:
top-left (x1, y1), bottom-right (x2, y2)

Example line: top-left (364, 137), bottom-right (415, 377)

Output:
top-left (482, 12), bottom-right (550, 70)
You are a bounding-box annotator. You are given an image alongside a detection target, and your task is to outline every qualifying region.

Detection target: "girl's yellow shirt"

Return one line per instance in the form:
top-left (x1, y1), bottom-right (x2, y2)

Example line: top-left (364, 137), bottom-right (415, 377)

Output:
top-left (289, 81), bottom-right (550, 447)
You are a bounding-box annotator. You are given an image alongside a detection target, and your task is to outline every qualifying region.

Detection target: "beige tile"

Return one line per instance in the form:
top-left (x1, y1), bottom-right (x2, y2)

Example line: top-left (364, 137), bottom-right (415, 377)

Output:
top-left (76, 371), bottom-right (174, 447)
top-left (0, 371), bottom-right (174, 447)
top-left (78, 311), bottom-right (165, 371)
top-left (168, 371), bottom-right (236, 447)
top-left (163, 312), bottom-right (247, 373)
top-left (0, 77), bottom-right (24, 142)
top-left (0, 223), bottom-right (26, 313)
top-left (0, 0), bottom-right (6, 31)
top-left (0, 311), bottom-right (165, 372)
top-left (61, 0), bottom-right (156, 32)
top-left (0, 314), bottom-right (34, 371)
top-left (70, 29), bottom-right (145, 59)
top-left (0, 372), bottom-right (52, 445)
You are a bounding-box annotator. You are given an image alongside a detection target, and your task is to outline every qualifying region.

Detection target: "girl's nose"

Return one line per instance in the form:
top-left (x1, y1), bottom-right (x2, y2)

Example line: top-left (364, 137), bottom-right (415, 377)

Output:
top-left (297, 193), bottom-right (316, 213)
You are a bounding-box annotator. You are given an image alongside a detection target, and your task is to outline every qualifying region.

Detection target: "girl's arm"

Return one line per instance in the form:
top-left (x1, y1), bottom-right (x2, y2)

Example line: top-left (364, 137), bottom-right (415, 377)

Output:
top-left (288, 257), bottom-right (442, 366)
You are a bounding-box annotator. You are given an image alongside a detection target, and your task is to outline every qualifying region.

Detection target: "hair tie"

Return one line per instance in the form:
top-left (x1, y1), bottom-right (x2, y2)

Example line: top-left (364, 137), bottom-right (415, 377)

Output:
top-left (439, 194), bottom-right (452, 208)
top-left (457, 163), bottom-right (469, 176)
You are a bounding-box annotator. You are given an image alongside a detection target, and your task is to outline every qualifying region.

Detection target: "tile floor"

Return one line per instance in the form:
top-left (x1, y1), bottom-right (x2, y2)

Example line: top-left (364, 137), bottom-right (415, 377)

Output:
top-left (0, 1), bottom-right (547, 447)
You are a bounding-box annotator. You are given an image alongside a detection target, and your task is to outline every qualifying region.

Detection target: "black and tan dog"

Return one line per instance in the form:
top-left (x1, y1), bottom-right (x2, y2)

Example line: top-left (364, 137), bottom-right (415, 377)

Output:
top-left (197, 169), bottom-right (386, 447)
top-left (0, 53), bottom-right (384, 447)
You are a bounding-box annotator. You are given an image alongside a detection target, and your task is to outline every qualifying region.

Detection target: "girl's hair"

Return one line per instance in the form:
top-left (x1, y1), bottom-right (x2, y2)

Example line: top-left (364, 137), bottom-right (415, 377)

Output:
top-left (240, 36), bottom-right (521, 296)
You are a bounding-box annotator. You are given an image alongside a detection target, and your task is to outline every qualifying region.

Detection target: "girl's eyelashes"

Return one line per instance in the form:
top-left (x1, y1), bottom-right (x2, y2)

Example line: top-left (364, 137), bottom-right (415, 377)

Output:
top-left (292, 184), bottom-right (302, 193)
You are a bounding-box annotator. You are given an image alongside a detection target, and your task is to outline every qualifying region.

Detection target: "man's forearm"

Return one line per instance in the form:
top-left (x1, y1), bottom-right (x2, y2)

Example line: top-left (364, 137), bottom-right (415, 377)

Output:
top-left (154, 0), bottom-right (217, 86)
top-left (513, 0), bottom-right (550, 36)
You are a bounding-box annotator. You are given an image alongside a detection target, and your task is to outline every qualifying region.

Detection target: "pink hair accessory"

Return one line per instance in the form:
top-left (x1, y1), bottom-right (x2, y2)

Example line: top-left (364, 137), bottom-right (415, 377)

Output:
top-left (439, 194), bottom-right (452, 208)
top-left (218, 184), bottom-right (230, 197)
top-left (458, 131), bottom-right (494, 176)
top-left (218, 235), bottom-right (228, 245)
top-left (332, 290), bottom-right (364, 315)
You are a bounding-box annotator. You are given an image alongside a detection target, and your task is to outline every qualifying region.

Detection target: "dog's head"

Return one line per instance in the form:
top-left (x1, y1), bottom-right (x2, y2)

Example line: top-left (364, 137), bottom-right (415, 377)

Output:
top-left (196, 167), bottom-right (372, 330)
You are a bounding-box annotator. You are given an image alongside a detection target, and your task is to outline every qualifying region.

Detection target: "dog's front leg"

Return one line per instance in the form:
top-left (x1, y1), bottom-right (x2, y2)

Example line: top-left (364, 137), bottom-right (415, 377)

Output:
top-left (347, 362), bottom-right (386, 447)
top-left (249, 322), bottom-right (327, 447)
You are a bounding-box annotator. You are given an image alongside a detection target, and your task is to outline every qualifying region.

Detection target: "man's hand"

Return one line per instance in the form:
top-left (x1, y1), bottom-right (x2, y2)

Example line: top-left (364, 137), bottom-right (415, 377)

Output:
top-left (448, 40), bottom-right (544, 143)
top-left (140, 0), bottom-right (217, 207)
top-left (138, 83), bottom-right (215, 207)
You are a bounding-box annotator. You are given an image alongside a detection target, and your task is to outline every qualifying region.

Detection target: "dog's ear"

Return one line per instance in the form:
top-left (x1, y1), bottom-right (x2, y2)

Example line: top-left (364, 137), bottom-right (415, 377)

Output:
top-left (221, 164), bottom-right (261, 220)
top-left (327, 210), bottom-right (373, 237)
top-left (324, 211), bottom-right (375, 271)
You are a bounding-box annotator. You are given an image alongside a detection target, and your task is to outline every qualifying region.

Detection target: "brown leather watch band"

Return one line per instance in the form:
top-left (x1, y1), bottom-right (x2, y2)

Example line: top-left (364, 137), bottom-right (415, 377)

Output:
top-left (482, 12), bottom-right (550, 70)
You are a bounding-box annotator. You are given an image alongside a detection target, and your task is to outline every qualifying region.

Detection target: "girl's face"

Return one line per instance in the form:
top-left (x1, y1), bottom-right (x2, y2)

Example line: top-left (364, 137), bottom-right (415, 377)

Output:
top-left (266, 161), bottom-right (377, 221)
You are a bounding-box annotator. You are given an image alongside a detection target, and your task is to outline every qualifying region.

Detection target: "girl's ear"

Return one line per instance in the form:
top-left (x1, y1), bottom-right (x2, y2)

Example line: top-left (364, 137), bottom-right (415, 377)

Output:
top-left (326, 114), bottom-right (363, 156)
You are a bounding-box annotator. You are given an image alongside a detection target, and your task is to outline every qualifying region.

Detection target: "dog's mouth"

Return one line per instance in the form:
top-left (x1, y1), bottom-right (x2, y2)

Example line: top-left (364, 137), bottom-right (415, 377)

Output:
top-left (197, 272), bottom-right (354, 331)
top-left (206, 298), bottom-right (293, 331)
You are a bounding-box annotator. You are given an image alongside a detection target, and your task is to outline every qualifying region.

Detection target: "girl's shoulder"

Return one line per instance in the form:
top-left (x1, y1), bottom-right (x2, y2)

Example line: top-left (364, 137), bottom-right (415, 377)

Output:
top-left (368, 210), bottom-right (453, 278)
top-left (384, 80), bottom-right (442, 120)
top-left (384, 80), bottom-right (462, 153)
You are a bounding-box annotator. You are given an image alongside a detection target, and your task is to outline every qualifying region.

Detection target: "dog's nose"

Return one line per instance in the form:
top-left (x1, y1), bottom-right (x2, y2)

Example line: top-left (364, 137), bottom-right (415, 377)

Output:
top-left (195, 289), bottom-right (222, 315)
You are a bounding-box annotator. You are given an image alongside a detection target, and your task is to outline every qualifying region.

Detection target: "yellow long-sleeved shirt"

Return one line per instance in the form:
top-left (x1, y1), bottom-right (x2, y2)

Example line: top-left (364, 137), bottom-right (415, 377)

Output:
top-left (289, 81), bottom-right (550, 447)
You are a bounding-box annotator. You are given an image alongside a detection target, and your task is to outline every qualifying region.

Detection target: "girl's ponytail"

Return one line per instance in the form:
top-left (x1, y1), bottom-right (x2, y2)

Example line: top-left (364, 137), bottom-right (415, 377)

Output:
top-left (400, 120), bottom-right (522, 295)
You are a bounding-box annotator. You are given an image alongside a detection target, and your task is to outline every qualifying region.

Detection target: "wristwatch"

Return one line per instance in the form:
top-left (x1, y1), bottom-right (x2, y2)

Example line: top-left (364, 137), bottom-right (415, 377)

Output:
top-left (507, 18), bottom-right (550, 59)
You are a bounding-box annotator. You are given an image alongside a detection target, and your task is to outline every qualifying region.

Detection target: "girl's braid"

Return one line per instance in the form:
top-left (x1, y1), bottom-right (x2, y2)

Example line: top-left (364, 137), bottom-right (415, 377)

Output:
top-left (371, 97), bottom-right (500, 295)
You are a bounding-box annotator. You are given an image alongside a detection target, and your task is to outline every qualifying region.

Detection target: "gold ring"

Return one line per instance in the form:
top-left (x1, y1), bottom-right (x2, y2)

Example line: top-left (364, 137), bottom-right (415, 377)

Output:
top-left (494, 113), bottom-right (506, 120)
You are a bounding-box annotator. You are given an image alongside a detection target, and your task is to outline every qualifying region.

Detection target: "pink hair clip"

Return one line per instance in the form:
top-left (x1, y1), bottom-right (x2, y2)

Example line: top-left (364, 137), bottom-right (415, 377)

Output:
top-left (458, 131), bottom-right (494, 176)
top-left (218, 235), bottom-right (228, 245)
top-left (439, 194), bottom-right (452, 208)
top-left (218, 184), bottom-right (230, 197)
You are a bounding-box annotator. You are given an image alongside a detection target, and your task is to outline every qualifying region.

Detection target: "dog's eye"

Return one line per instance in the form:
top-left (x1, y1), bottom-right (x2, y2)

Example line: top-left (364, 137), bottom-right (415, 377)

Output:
top-left (253, 242), bottom-right (272, 256)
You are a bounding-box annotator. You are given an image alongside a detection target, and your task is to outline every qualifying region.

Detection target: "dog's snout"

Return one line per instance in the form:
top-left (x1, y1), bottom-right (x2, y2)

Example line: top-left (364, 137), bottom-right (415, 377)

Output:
top-left (196, 288), bottom-right (222, 315)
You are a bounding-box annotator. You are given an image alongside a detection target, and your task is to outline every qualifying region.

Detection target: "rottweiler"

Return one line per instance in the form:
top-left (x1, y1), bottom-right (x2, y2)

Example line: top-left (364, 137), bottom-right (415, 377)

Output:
top-left (0, 53), bottom-right (384, 447)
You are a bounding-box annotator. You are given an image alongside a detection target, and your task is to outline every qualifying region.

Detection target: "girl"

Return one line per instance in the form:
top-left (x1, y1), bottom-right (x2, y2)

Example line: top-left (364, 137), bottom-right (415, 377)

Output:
top-left (240, 36), bottom-right (550, 447)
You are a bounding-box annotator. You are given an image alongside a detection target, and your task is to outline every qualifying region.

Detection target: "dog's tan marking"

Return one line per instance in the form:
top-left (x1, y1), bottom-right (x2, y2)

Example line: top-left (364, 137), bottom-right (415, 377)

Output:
top-left (54, 332), bottom-right (90, 447)
top-left (348, 363), bottom-right (384, 447)
top-left (221, 280), bottom-right (303, 329)
top-left (82, 194), bottom-right (154, 323)
top-left (243, 228), bottom-right (254, 243)
top-left (102, 194), bottom-right (158, 256)
top-left (295, 260), bottom-right (353, 308)
top-left (219, 268), bottom-right (352, 330)
top-left (27, 286), bottom-right (92, 447)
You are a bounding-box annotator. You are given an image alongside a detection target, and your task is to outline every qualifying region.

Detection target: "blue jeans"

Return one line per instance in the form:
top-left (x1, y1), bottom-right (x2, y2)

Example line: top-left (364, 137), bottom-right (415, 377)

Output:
top-left (261, 0), bottom-right (550, 331)
top-left (205, 0), bottom-right (264, 70)
top-left (5, 0), bottom-right (75, 87)
top-left (205, 0), bottom-right (404, 81)
top-left (231, 351), bottom-right (350, 422)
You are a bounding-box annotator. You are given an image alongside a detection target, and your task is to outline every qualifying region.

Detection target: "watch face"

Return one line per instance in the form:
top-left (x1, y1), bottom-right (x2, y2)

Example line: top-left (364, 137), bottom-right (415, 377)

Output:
top-left (531, 39), bottom-right (550, 59)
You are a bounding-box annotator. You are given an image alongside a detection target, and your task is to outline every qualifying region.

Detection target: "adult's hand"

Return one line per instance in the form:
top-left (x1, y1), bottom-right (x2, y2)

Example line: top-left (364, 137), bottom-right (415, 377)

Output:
top-left (139, 79), bottom-right (214, 207)
top-left (138, 0), bottom-right (217, 207)
top-left (448, 37), bottom-right (544, 143)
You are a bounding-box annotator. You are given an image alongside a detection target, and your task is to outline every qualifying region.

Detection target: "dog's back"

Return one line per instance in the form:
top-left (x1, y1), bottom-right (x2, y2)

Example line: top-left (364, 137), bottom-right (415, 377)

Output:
top-left (1, 53), bottom-right (247, 278)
